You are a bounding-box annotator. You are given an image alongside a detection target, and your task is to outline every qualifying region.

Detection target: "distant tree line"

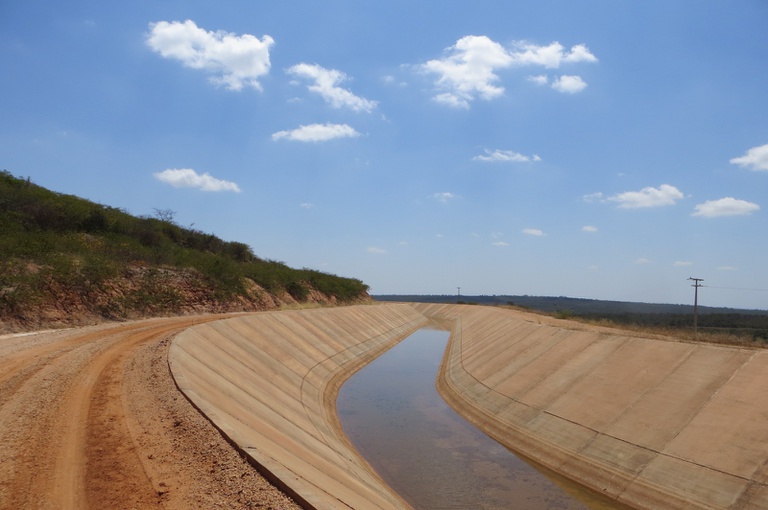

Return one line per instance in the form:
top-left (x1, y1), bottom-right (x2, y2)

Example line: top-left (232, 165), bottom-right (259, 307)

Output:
top-left (374, 294), bottom-right (768, 342)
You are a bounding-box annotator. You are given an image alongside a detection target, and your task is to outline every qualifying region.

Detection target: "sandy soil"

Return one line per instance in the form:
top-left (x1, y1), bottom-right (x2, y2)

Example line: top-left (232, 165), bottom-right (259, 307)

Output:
top-left (0, 315), bottom-right (302, 510)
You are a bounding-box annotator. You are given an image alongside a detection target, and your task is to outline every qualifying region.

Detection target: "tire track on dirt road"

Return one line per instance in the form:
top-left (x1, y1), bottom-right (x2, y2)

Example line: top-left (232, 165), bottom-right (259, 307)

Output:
top-left (0, 315), bottom-right (302, 510)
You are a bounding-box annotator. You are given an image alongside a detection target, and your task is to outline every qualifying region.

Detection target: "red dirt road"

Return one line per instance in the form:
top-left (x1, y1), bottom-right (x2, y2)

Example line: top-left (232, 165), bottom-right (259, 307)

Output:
top-left (0, 315), bottom-right (301, 510)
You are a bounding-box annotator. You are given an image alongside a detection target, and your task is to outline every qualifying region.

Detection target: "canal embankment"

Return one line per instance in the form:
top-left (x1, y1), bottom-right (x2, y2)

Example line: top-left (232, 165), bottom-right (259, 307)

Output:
top-left (170, 303), bottom-right (427, 510)
top-left (417, 303), bottom-right (768, 510)
top-left (170, 303), bottom-right (768, 509)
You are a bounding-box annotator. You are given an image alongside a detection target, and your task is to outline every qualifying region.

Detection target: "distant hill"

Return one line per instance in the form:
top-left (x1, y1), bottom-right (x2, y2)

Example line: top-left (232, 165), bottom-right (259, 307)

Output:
top-left (374, 294), bottom-right (768, 341)
top-left (0, 170), bottom-right (369, 332)
top-left (374, 294), bottom-right (767, 315)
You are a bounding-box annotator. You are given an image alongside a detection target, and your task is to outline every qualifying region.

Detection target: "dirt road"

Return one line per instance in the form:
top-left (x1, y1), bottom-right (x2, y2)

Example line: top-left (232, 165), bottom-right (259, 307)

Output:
top-left (0, 315), bottom-right (301, 510)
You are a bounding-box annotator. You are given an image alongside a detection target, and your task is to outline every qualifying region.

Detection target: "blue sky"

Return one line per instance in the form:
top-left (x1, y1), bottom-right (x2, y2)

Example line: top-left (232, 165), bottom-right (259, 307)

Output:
top-left (2, 1), bottom-right (768, 309)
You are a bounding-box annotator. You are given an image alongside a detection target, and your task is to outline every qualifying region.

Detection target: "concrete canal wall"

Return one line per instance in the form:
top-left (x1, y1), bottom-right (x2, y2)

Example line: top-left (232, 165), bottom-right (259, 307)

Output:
top-left (170, 303), bottom-right (768, 509)
top-left (170, 304), bottom-right (428, 510)
top-left (419, 303), bottom-right (768, 510)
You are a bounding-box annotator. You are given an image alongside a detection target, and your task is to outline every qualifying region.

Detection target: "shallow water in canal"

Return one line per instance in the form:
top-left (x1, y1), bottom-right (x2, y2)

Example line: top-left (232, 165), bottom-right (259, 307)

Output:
top-left (337, 328), bottom-right (618, 510)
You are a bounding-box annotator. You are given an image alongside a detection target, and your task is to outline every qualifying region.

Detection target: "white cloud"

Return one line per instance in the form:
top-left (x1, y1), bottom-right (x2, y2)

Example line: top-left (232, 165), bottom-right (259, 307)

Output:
top-left (511, 41), bottom-right (598, 68)
top-left (522, 228), bottom-right (546, 237)
top-left (692, 197), bottom-right (760, 218)
top-left (153, 168), bottom-right (241, 192)
top-left (527, 74), bottom-right (548, 85)
top-left (564, 44), bottom-right (599, 64)
top-left (146, 20), bottom-right (274, 91)
top-left (473, 149), bottom-right (539, 163)
top-left (300, 202), bottom-right (314, 209)
top-left (420, 35), bottom-right (513, 109)
top-left (431, 192), bottom-right (456, 203)
top-left (582, 192), bottom-right (605, 203)
top-left (582, 225), bottom-right (598, 232)
top-left (607, 184), bottom-right (684, 209)
top-left (718, 266), bottom-right (738, 271)
top-left (367, 246), bottom-right (387, 254)
top-left (286, 63), bottom-right (377, 112)
top-left (419, 37), bottom-right (597, 108)
top-left (551, 75), bottom-right (587, 94)
top-left (432, 92), bottom-right (472, 109)
top-left (489, 232), bottom-right (507, 245)
top-left (634, 258), bottom-right (652, 265)
top-left (272, 123), bottom-right (360, 142)
top-left (730, 143), bottom-right (768, 171)
top-left (674, 261), bottom-right (693, 267)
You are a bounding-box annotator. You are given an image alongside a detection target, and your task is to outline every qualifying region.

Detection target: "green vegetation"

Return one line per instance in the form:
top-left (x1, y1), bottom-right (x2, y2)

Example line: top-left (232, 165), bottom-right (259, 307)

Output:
top-left (375, 294), bottom-right (768, 346)
top-left (578, 312), bottom-right (768, 344)
top-left (0, 170), bottom-right (368, 320)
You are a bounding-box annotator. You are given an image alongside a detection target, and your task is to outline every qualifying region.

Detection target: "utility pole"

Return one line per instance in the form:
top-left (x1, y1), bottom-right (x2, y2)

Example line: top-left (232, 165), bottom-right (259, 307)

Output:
top-left (457, 287), bottom-right (461, 304)
top-left (688, 277), bottom-right (704, 337)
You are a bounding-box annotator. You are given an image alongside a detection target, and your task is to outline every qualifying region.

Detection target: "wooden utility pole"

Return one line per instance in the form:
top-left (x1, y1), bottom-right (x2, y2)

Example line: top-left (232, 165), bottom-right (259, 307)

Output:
top-left (457, 287), bottom-right (461, 303)
top-left (688, 277), bottom-right (704, 337)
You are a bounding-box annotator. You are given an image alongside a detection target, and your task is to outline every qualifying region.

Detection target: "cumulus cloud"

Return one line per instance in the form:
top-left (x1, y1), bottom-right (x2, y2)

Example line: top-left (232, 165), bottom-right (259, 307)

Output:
top-left (551, 75), bottom-right (587, 93)
top-left (582, 225), bottom-right (598, 232)
top-left (146, 20), bottom-right (274, 91)
top-left (286, 63), bottom-right (377, 112)
top-left (582, 192), bottom-right (605, 203)
top-left (419, 35), bottom-right (513, 109)
top-left (674, 261), bottom-right (693, 267)
top-left (522, 228), bottom-right (546, 237)
top-left (418, 36), bottom-right (596, 107)
top-left (299, 202), bottom-right (314, 209)
top-left (692, 197), bottom-right (760, 218)
top-left (367, 246), bottom-right (387, 254)
top-left (634, 258), bottom-right (652, 265)
top-left (492, 241), bottom-right (510, 246)
top-left (473, 149), bottom-right (540, 163)
top-left (271, 123), bottom-right (360, 142)
top-left (607, 184), bottom-right (684, 209)
top-left (153, 168), bottom-right (241, 192)
top-left (527, 74), bottom-right (548, 85)
top-left (510, 41), bottom-right (598, 68)
top-left (564, 44), bottom-right (599, 64)
top-left (730, 143), bottom-right (768, 171)
top-left (431, 192), bottom-right (456, 203)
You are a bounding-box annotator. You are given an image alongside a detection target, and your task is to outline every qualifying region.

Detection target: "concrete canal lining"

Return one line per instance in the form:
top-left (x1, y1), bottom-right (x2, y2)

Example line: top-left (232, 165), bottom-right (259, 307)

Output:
top-left (170, 303), bottom-right (768, 509)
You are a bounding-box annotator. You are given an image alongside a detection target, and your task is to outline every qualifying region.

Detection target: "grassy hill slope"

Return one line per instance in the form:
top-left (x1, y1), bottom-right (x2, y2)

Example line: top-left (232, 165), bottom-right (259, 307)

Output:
top-left (0, 170), bottom-right (369, 332)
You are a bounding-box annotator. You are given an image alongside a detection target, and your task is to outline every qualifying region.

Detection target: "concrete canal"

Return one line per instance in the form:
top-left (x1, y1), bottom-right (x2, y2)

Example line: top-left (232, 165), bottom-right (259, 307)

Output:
top-left (337, 328), bottom-right (609, 509)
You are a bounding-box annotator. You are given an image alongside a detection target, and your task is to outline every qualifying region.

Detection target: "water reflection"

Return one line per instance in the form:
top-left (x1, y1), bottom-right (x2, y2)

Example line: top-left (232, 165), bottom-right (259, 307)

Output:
top-left (337, 328), bottom-right (600, 509)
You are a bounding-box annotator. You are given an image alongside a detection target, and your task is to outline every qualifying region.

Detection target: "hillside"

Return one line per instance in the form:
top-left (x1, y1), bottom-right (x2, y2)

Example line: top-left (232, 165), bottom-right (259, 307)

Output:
top-left (0, 170), bottom-right (370, 332)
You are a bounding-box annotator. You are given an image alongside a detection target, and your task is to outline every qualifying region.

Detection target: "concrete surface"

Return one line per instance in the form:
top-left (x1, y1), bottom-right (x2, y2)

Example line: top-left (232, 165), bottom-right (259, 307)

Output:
top-left (170, 303), bottom-right (768, 509)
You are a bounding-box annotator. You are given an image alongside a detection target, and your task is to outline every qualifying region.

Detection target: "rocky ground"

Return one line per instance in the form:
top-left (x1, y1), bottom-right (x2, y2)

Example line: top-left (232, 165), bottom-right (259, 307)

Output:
top-left (0, 315), bottom-right (303, 510)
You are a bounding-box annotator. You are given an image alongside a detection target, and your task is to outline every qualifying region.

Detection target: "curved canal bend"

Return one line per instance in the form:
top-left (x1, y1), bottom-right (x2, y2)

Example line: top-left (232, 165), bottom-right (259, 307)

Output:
top-left (337, 328), bottom-right (614, 509)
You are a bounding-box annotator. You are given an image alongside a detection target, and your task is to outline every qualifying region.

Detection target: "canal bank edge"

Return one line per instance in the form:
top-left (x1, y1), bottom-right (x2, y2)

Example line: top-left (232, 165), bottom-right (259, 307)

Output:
top-left (170, 303), bottom-right (768, 510)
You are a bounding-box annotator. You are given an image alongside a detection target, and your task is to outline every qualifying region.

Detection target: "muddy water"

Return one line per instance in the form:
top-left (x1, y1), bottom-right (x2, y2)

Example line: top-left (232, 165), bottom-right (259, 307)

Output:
top-left (337, 328), bottom-right (620, 510)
